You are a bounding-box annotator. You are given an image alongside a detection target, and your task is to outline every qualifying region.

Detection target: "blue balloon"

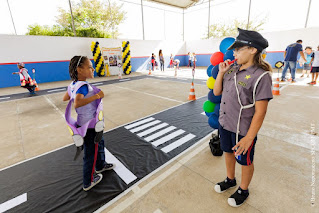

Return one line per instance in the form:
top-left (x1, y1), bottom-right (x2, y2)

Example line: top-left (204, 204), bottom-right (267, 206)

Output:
top-left (208, 112), bottom-right (219, 129)
top-left (205, 111), bottom-right (213, 117)
top-left (208, 90), bottom-right (222, 104)
top-left (223, 50), bottom-right (235, 61)
top-left (219, 37), bottom-right (235, 54)
top-left (214, 103), bottom-right (220, 116)
top-left (207, 65), bottom-right (214, 77)
top-left (212, 65), bottom-right (219, 79)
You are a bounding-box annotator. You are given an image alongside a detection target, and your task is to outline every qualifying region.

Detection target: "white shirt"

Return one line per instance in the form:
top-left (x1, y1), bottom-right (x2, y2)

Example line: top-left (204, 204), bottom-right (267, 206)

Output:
top-left (312, 51), bottom-right (319, 67)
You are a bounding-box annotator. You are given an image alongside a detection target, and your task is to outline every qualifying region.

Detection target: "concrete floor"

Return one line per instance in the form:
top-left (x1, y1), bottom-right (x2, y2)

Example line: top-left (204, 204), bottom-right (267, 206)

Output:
top-left (0, 68), bottom-right (318, 212)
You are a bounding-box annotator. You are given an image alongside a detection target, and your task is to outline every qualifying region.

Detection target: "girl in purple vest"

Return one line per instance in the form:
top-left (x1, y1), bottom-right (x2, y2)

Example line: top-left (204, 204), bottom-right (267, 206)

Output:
top-left (63, 56), bottom-right (114, 191)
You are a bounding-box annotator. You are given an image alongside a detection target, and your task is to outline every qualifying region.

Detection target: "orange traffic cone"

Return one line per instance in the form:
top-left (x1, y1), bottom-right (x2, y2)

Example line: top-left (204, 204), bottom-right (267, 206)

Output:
top-left (188, 82), bottom-right (196, 101)
top-left (272, 78), bottom-right (280, 95)
top-left (34, 79), bottom-right (40, 91)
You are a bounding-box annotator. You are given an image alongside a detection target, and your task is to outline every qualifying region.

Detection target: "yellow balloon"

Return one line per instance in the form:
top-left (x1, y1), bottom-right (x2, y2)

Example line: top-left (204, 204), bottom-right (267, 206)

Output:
top-left (206, 77), bottom-right (216, 89)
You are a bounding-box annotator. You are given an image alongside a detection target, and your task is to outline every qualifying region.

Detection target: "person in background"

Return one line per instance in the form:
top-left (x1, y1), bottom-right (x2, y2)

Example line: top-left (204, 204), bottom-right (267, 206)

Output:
top-left (169, 54), bottom-right (174, 68)
top-left (151, 53), bottom-right (155, 71)
top-left (12, 62), bottom-right (36, 95)
top-left (188, 52), bottom-right (192, 67)
top-left (173, 59), bottom-right (180, 77)
top-left (159, 49), bottom-right (165, 72)
top-left (309, 45), bottom-right (319, 85)
top-left (281, 40), bottom-right (306, 83)
top-left (192, 52), bottom-right (197, 69)
top-left (300, 46), bottom-right (312, 78)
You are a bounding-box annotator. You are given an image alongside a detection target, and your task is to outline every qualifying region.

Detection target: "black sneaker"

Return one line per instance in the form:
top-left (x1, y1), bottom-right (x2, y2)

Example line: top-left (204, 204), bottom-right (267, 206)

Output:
top-left (83, 173), bottom-right (103, 191)
top-left (96, 163), bottom-right (115, 173)
top-left (214, 177), bottom-right (237, 193)
top-left (228, 187), bottom-right (249, 207)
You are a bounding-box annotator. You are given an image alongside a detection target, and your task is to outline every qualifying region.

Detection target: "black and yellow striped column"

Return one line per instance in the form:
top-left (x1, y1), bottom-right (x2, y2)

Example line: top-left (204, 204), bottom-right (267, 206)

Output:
top-left (122, 41), bottom-right (132, 75)
top-left (91, 41), bottom-right (105, 77)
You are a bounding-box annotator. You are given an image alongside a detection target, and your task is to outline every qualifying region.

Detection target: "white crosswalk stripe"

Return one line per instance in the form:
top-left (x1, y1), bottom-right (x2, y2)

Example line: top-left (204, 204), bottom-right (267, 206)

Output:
top-left (137, 123), bottom-right (169, 137)
top-left (151, 129), bottom-right (185, 147)
top-left (125, 117), bottom-right (155, 129)
top-left (144, 126), bottom-right (176, 142)
top-left (130, 120), bottom-right (161, 133)
top-left (125, 118), bottom-right (197, 154)
top-left (161, 134), bottom-right (196, 153)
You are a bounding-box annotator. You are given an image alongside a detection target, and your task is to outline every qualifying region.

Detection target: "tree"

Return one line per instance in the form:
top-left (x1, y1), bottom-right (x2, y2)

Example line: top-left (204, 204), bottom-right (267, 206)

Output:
top-left (27, 0), bottom-right (125, 38)
top-left (205, 18), bottom-right (267, 39)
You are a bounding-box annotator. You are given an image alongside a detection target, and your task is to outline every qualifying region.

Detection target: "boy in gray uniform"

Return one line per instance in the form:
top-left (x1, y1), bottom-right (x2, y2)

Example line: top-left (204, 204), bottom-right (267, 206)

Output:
top-left (213, 28), bottom-right (273, 207)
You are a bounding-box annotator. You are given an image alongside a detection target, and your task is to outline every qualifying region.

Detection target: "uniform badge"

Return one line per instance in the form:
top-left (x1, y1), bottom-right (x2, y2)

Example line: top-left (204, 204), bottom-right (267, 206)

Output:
top-left (245, 75), bottom-right (251, 80)
top-left (238, 81), bottom-right (247, 87)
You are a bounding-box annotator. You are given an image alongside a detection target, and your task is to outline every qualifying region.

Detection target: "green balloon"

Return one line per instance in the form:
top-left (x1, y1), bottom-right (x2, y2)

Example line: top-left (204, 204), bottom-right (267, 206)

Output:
top-left (203, 101), bottom-right (216, 113)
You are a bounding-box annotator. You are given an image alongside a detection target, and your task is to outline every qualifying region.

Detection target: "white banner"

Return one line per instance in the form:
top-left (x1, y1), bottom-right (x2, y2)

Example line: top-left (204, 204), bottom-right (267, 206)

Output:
top-left (102, 47), bottom-right (122, 76)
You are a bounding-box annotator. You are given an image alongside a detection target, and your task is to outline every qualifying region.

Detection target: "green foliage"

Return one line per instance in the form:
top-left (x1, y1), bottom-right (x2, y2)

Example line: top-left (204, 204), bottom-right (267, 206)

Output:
top-left (206, 18), bottom-right (267, 39)
top-left (26, 0), bottom-right (125, 38)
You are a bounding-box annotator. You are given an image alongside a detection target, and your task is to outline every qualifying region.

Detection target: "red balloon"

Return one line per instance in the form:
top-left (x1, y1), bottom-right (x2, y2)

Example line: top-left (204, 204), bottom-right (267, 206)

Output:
top-left (210, 52), bottom-right (224, 66)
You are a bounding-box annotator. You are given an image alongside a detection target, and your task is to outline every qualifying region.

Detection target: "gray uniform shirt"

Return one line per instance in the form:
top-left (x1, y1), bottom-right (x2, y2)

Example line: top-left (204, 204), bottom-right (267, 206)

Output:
top-left (219, 64), bottom-right (273, 136)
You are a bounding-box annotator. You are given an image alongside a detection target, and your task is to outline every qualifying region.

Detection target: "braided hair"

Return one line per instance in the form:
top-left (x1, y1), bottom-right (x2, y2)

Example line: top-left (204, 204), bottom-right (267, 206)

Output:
top-left (69, 56), bottom-right (88, 81)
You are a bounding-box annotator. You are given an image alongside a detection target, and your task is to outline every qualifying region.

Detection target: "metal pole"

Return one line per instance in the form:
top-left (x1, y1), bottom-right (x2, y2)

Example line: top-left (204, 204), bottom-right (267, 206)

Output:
top-left (208, 0), bottom-right (210, 39)
top-left (164, 10), bottom-right (166, 40)
top-left (183, 9), bottom-right (184, 41)
top-left (6, 0), bottom-right (17, 35)
top-left (68, 0), bottom-right (76, 36)
top-left (108, 0), bottom-right (114, 38)
top-left (247, 0), bottom-right (252, 30)
top-left (305, 0), bottom-right (312, 28)
top-left (141, 0), bottom-right (145, 40)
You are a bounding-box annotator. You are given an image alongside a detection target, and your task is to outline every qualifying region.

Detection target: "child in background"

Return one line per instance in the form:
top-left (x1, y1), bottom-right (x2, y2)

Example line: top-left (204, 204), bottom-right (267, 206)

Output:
top-left (309, 45), bottom-right (319, 85)
top-left (154, 55), bottom-right (159, 70)
top-left (173, 59), bottom-right (180, 77)
top-left (170, 54), bottom-right (174, 68)
top-left (300, 46), bottom-right (312, 78)
top-left (188, 52), bottom-right (192, 67)
top-left (192, 52), bottom-right (197, 69)
top-left (63, 56), bottom-right (114, 191)
top-left (12, 62), bottom-right (36, 95)
top-left (151, 53), bottom-right (155, 71)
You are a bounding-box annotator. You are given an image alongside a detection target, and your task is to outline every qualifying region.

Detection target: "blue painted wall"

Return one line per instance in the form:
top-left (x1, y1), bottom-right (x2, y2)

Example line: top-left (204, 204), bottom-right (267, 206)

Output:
top-left (1, 52), bottom-right (298, 88)
top-left (1, 61), bottom-right (71, 88)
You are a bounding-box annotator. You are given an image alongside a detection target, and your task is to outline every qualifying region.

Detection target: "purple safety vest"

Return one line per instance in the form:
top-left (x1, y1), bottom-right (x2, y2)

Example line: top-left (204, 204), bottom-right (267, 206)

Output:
top-left (65, 81), bottom-right (104, 154)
